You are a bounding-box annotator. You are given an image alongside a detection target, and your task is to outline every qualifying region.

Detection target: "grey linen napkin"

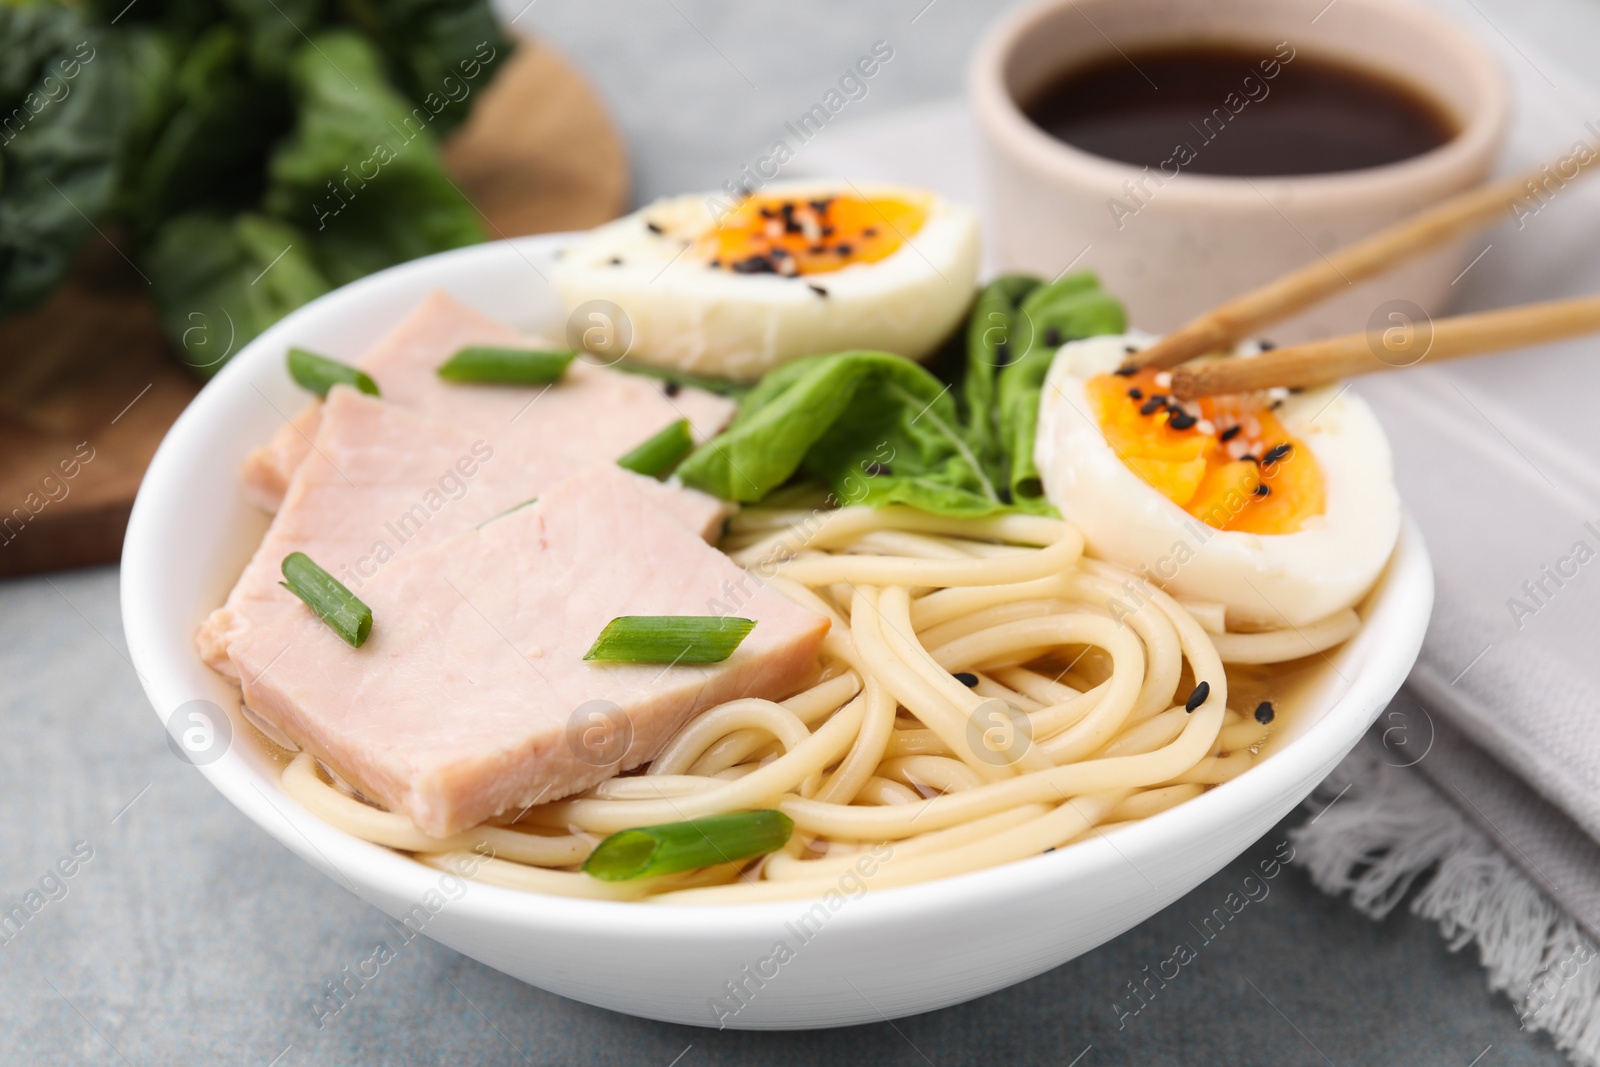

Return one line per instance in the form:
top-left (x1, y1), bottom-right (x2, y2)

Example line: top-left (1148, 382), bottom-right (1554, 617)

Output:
top-left (1283, 12), bottom-right (1600, 1059)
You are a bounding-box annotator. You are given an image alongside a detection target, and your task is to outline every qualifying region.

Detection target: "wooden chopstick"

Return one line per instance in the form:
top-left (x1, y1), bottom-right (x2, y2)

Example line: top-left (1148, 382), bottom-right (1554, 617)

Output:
top-left (1131, 145), bottom-right (1600, 371)
top-left (1169, 293), bottom-right (1600, 400)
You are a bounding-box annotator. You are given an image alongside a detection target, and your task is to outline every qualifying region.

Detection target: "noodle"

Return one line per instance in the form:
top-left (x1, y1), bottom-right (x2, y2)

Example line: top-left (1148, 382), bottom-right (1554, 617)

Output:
top-left (283, 505), bottom-right (1359, 902)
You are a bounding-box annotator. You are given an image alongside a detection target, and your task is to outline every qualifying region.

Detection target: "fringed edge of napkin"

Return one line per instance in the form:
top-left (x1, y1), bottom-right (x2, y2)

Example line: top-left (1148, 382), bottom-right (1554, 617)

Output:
top-left (1290, 741), bottom-right (1600, 1066)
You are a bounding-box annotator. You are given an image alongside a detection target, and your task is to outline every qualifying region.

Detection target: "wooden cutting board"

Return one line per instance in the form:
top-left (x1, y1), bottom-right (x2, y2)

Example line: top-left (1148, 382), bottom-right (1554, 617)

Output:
top-left (0, 43), bottom-right (628, 579)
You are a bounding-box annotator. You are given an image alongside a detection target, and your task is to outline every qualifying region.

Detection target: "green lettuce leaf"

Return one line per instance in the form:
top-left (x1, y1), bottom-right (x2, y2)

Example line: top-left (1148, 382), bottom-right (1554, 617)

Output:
top-left (677, 351), bottom-right (1005, 515)
top-left (677, 271), bottom-right (1126, 519)
top-left (0, 2), bottom-right (129, 314)
top-left (999, 271), bottom-right (1127, 509)
top-left (146, 213), bottom-right (332, 374)
top-left (263, 30), bottom-right (484, 287)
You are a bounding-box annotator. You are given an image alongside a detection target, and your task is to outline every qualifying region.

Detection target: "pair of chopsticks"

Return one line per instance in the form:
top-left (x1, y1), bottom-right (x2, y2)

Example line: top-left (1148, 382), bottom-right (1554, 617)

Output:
top-left (1126, 146), bottom-right (1600, 401)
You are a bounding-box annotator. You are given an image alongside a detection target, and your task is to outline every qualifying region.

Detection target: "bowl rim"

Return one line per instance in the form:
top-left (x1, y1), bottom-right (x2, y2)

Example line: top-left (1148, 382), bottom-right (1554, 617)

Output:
top-left (120, 232), bottom-right (1434, 941)
top-left (967, 0), bottom-right (1512, 203)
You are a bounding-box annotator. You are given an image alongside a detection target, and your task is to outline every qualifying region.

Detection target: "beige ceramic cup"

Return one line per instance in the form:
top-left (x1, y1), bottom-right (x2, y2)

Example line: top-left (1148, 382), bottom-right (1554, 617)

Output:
top-left (969, 0), bottom-right (1510, 339)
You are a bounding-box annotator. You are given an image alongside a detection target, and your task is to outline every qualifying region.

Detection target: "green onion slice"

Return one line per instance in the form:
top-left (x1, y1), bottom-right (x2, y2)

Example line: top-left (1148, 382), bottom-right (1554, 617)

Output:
top-left (583, 615), bottom-right (755, 664)
top-left (437, 346), bottom-right (575, 385)
top-left (280, 552), bottom-right (372, 647)
top-left (583, 810), bottom-right (794, 882)
top-left (612, 360), bottom-right (751, 398)
top-left (288, 347), bottom-right (379, 398)
top-left (616, 419), bottom-right (694, 479)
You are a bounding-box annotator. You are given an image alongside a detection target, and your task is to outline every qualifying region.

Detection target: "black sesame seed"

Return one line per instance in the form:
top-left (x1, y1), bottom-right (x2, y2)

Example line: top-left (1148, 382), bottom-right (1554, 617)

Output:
top-left (863, 227), bottom-right (877, 237)
top-left (1270, 399), bottom-right (1284, 411)
top-left (663, 381), bottom-right (681, 398)
top-left (954, 671), bottom-right (979, 688)
top-left (1113, 364), bottom-right (1138, 377)
top-left (821, 226), bottom-right (835, 237)
top-left (785, 221), bottom-right (803, 234)
top-left (1262, 443), bottom-right (1293, 465)
top-left (1253, 483), bottom-right (1272, 497)
top-left (709, 258), bottom-right (721, 267)
top-left (1219, 425), bottom-right (1242, 443)
top-left (645, 221), bottom-right (663, 234)
top-left (810, 198), bottom-right (832, 215)
top-left (1140, 396), bottom-right (1167, 416)
top-left (1254, 701), bottom-right (1276, 724)
top-left (1242, 454), bottom-right (1261, 465)
top-left (835, 243), bottom-right (853, 256)
top-left (1043, 326), bottom-right (1062, 346)
top-left (1124, 344), bottom-right (1138, 355)
top-left (730, 255), bottom-right (778, 274)
top-left (608, 256), bottom-right (623, 266)
top-left (759, 207), bottom-right (776, 219)
top-left (1185, 680), bottom-right (1210, 712)
top-left (808, 284), bottom-right (829, 297)
top-left (1128, 387), bottom-right (1143, 400)
top-left (1258, 339), bottom-right (1277, 351)
top-left (1168, 411), bottom-right (1198, 431)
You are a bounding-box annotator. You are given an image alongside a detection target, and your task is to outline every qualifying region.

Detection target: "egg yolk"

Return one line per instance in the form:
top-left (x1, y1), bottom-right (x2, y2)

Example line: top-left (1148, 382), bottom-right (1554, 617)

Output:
top-left (693, 193), bottom-right (926, 277)
top-left (1086, 366), bottom-right (1325, 534)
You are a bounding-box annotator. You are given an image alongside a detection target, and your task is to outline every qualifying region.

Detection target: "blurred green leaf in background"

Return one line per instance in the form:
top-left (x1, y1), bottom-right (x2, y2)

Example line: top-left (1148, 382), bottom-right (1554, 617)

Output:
top-left (0, 0), bottom-right (509, 375)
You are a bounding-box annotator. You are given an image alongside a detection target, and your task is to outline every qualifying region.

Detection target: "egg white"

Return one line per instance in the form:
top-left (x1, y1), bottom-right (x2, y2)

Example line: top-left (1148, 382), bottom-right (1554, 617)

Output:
top-left (550, 182), bottom-right (980, 381)
top-left (1035, 333), bottom-right (1401, 629)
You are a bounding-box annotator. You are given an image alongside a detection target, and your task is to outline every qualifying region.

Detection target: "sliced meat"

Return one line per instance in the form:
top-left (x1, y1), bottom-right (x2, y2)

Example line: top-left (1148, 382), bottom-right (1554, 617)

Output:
top-left (229, 463), bottom-right (829, 838)
top-left (201, 389), bottom-right (728, 677)
top-left (241, 291), bottom-right (735, 511)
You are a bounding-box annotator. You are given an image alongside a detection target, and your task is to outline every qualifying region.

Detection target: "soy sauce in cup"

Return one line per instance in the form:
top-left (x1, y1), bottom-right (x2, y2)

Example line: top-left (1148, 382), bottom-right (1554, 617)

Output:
top-left (1022, 44), bottom-right (1457, 176)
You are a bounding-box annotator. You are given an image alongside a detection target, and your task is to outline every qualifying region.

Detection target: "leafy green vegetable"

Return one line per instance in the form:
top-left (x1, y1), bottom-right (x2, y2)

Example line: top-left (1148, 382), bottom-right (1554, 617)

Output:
top-left (4, 0), bottom-right (508, 371)
top-left (960, 274), bottom-right (1041, 474)
top-left (678, 351), bottom-right (1006, 516)
top-left (146, 214), bottom-right (331, 373)
top-left (677, 272), bottom-right (1126, 518)
top-left (264, 31), bottom-right (485, 287)
top-left (141, 30), bottom-right (490, 375)
top-left (1000, 272), bottom-right (1126, 509)
top-left (0, 2), bottom-right (129, 315)
top-left (329, 0), bottom-right (507, 137)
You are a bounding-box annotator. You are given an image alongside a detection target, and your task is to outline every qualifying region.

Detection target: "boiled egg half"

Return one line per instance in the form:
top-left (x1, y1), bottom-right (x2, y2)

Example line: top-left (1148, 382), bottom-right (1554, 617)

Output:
top-left (551, 182), bottom-right (979, 381)
top-left (1035, 333), bottom-right (1401, 628)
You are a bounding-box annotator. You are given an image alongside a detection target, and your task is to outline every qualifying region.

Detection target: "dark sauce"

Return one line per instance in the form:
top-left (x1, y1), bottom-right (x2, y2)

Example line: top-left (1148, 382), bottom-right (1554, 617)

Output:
top-left (1023, 44), bottom-right (1457, 176)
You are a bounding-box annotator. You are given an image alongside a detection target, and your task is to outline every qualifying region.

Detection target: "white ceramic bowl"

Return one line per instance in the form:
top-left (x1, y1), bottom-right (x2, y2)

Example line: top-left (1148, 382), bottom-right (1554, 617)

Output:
top-left (121, 234), bottom-right (1433, 1029)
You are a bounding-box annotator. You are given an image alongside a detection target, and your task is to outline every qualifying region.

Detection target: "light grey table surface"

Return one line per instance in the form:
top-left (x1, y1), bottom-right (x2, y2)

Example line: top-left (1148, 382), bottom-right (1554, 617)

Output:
top-left (3, 1), bottom-right (1591, 1063)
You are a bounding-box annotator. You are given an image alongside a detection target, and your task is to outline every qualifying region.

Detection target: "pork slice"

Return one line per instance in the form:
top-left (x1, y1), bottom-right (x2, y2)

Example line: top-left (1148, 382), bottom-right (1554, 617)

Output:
top-left (240, 291), bottom-right (736, 511)
top-left (201, 389), bottom-right (727, 678)
top-left (228, 462), bottom-right (829, 838)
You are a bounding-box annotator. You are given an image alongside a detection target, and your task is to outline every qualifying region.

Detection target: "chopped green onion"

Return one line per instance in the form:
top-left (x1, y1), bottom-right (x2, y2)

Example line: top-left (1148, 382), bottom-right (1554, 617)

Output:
top-left (612, 360), bottom-right (752, 398)
top-left (616, 419), bottom-right (694, 479)
top-left (288, 347), bottom-right (379, 398)
top-left (437, 346), bottom-right (575, 385)
top-left (583, 810), bottom-right (794, 882)
top-left (583, 615), bottom-right (755, 664)
top-left (280, 552), bottom-right (372, 647)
